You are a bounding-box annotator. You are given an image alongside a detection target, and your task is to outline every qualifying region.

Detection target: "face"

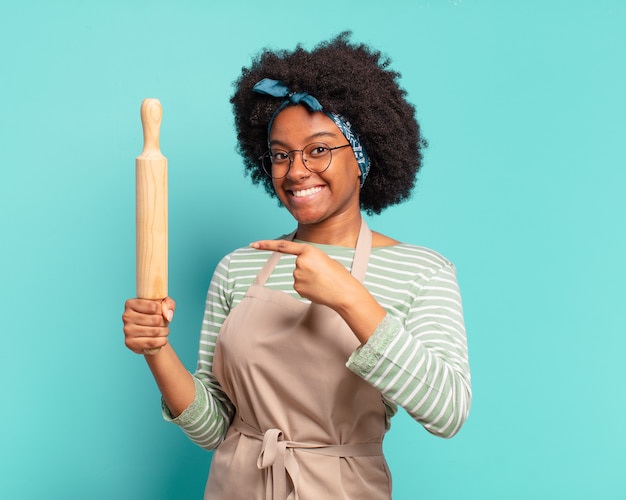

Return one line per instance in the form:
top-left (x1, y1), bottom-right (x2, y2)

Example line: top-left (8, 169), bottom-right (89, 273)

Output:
top-left (268, 105), bottom-right (362, 227)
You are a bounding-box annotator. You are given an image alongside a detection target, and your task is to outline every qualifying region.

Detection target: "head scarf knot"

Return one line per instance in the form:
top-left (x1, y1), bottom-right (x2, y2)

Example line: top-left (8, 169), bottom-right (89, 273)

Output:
top-left (253, 78), bottom-right (323, 112)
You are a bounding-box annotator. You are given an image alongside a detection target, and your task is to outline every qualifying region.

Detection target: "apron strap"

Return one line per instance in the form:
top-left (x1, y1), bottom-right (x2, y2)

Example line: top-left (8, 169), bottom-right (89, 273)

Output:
top-left (233, 418), bottom-right (383, 500)
top-left (350, 218), bottom-right (372, 283)
top-left (252, 230), bottom-right (297, 286)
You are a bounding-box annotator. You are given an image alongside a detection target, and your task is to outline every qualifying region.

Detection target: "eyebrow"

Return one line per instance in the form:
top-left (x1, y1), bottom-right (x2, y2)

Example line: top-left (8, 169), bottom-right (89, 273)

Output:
top-left (269, 130), bottom-right (340, 148)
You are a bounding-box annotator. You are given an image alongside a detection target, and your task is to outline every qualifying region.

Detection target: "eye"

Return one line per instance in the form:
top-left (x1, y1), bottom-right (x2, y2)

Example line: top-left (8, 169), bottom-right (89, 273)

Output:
top-left (271, 150), bottom-right (290, 163)
top-left (307, 144), bottom-right (330, 158)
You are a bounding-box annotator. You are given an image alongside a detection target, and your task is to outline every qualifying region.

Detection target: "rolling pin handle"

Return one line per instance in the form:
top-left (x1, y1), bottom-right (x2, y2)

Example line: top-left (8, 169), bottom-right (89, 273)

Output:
top-left (140, 98), bottom-right (163, 157)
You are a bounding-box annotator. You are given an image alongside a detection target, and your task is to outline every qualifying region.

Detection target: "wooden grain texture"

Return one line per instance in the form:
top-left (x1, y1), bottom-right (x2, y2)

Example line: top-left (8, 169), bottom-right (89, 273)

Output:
top-left (136, 98), bottom-right (168, 355)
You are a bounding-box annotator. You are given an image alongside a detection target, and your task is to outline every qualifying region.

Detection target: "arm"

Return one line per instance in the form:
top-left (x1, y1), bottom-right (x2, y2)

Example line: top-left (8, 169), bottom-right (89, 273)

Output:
top-left (161, 255), bottom-right (236, 450)
top-left (249, 239), bottom-right (471, 437)
top-left (347, 263), bottom-right (471, 438)
top-left (122, 255), bottom-right (236, 450)
top-left (122, 297), bottom-right (196, 416)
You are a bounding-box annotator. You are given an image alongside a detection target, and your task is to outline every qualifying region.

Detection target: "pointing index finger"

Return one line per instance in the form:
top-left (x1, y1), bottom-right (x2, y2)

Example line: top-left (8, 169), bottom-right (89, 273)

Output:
top-left (250, 239), bottom-right (307, 255)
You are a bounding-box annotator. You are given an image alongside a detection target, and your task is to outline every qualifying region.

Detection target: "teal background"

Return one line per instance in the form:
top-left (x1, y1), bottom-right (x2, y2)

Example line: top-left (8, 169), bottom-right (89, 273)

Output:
top-left (1, 1), bottom-right (624, 498)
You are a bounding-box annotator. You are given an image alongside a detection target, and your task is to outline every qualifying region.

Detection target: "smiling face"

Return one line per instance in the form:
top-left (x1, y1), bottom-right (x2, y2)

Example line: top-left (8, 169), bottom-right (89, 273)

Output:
top-left (269, 105), bottom-right (362, 229)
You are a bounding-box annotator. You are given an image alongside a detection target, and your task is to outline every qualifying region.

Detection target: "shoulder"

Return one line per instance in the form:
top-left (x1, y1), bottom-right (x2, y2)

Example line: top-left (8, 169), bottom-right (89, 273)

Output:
top-left (370, 242), bottom-right (454, 278)
top-left (371, 231), bottom-right (451, 266)
top-left (217, 245), bottom-right (271, 273)
top-left (371, 231), bottom-right (400, 247)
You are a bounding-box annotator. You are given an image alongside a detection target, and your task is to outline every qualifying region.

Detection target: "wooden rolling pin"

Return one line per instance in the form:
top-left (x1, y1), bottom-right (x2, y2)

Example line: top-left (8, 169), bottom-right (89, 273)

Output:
top-left (136, 98), bottom-right (168, 355)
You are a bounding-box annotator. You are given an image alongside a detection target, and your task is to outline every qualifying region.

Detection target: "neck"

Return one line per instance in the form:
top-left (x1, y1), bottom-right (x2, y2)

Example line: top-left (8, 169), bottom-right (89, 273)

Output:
top-left (295, 211), bottom-right (362, 247)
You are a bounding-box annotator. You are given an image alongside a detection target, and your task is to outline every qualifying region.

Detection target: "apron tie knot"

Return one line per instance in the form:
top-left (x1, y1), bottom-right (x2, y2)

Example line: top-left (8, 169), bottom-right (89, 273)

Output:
top-left (256, 428), bottom-right (300, 500)
top-left (233, 417), bottom-right (383, 499)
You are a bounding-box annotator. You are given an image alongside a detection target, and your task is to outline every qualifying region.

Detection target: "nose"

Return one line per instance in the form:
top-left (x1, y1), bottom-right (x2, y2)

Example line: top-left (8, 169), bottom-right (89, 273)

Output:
top-left (286, 150), bottom-right (310, 179)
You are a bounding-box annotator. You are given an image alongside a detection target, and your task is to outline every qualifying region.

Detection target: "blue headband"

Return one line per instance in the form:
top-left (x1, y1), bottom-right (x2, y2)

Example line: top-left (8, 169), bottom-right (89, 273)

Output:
top-left (252, 78), bottom-right (370, 186)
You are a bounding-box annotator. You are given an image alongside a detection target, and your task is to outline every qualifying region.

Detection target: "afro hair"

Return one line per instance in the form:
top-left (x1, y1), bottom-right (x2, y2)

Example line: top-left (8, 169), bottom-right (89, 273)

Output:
top-left (230, 31), bottom-right (426, 215)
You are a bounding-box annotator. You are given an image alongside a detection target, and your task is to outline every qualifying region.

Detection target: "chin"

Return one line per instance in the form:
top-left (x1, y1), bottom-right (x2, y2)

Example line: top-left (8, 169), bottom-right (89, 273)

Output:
top-left (288, 208), bottom-right (327, 226)
top-left (291, 215), bottom-right (324, 226)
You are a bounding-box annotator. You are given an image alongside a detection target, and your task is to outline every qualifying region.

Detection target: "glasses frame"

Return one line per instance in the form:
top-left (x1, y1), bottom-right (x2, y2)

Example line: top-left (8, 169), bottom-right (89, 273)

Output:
top-left (260, 142), bottom-right (351, 179)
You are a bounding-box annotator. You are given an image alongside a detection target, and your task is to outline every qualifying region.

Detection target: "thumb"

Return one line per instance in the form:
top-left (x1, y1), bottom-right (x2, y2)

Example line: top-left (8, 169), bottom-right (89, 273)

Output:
top-left (161, 297), bottom-right (176, 322)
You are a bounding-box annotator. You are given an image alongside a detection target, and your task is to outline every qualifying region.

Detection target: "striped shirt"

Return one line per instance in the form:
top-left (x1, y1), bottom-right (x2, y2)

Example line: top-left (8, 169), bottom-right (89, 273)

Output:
top-left (164, 241), bottom-right (471, 449)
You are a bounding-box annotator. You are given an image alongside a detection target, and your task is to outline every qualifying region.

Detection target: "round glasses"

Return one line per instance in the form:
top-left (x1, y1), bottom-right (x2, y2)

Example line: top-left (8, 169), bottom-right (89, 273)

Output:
top-left (260, 142), bottom-right (351, 179)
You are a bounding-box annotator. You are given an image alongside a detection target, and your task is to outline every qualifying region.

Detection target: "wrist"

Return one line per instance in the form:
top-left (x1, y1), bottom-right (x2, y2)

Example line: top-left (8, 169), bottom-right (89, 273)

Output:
top-left (335, 286), bottom-right (386, 345)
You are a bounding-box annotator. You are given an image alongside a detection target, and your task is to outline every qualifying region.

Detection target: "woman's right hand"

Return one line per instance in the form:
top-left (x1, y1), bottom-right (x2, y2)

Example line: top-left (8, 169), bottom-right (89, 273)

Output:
top-left (122, 297), bottom-right (176, 354)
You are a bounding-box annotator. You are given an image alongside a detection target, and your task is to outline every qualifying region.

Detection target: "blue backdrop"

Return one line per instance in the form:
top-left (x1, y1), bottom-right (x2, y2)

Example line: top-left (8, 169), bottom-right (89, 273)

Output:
top-left (1, 1), bottom-right (624, 499)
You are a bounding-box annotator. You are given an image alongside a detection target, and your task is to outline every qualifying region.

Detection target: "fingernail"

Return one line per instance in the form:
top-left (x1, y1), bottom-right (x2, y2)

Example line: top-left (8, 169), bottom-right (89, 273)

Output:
top-left (166, 310), bottom-right (174, 322)
top-left (250, 242), bottom-right (259, 248)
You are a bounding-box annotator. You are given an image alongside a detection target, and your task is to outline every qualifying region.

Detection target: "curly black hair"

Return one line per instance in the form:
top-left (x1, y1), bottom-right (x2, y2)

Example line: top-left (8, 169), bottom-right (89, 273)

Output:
top-left (230, 31), bottom-right (426, 215)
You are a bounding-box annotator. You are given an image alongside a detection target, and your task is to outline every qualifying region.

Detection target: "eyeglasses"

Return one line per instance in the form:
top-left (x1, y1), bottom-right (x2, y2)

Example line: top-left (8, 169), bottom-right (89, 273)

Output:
top-left (260, 142), bottom-right (351, 179)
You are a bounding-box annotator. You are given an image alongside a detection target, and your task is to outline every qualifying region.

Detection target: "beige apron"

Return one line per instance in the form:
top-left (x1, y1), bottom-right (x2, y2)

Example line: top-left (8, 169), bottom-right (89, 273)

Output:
top-left (208, 220), bottom-right (391, 500)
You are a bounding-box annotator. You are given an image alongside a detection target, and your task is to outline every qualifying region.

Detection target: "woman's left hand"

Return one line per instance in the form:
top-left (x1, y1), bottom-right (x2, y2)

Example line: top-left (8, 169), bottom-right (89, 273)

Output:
top-left (250, 239), bottom-right (358, 310)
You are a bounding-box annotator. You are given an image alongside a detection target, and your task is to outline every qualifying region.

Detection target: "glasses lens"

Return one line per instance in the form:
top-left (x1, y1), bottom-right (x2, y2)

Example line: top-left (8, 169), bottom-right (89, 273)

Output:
top-left (260, 152), bottom-right (274, 177)
top-left (261, 151), bottom-right (290, 179)
top-left (303, 143), bottom-right (331, 173)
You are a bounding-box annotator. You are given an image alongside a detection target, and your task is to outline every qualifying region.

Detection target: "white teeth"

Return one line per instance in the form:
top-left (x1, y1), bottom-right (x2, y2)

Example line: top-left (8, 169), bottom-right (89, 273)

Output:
top-left (292, 186), bottom-right (322, 198)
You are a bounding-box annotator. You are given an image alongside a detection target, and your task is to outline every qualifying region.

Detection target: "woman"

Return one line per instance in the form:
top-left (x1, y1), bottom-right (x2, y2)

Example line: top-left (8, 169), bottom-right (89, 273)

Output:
top-left (123, 32), bottom-right (471, 499)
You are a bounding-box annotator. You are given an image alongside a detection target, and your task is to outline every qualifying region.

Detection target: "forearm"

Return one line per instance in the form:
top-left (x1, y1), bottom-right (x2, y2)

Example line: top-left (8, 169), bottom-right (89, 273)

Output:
top-left (158, 255), bottom-right (237, 450)
top-left (144, 344), bottom-right (195, 417)
top-left (335, 282), bottom-right (386, 345)
top-left (158, 336), bottom-right (236, 450)
top-left (348, 315), bottom-right (471, 438)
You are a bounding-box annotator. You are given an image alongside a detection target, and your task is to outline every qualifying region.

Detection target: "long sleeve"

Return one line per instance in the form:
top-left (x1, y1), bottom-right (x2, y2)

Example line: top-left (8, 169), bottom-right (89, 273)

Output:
top-left (347, 259), bottom-right (471, 438)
